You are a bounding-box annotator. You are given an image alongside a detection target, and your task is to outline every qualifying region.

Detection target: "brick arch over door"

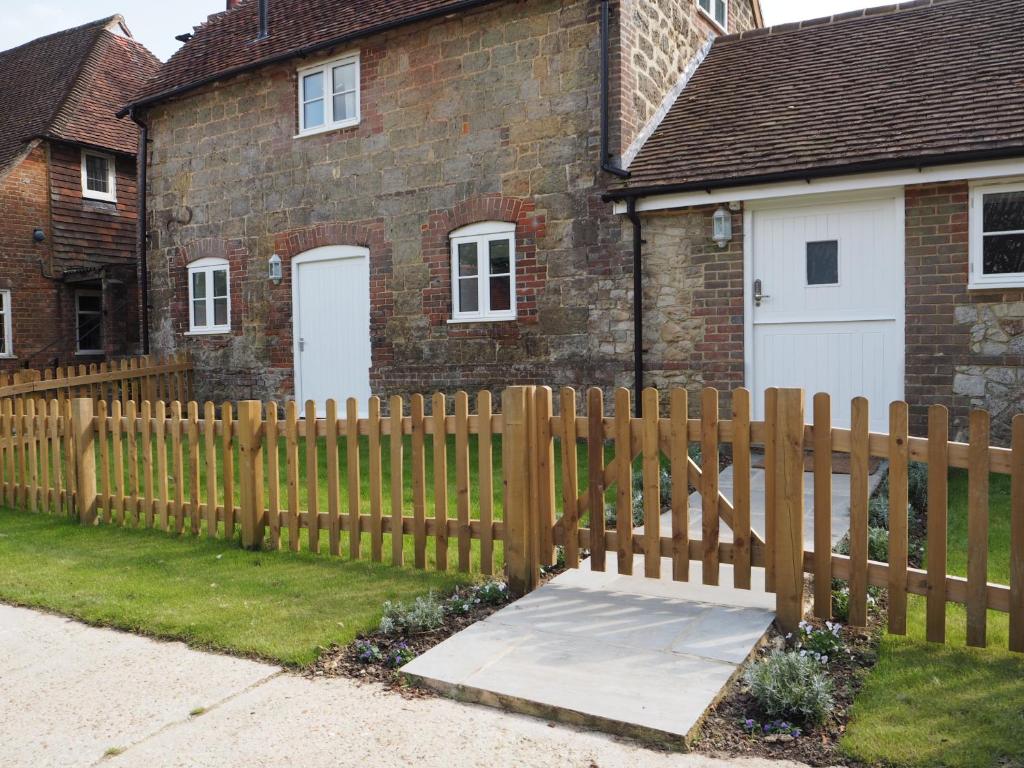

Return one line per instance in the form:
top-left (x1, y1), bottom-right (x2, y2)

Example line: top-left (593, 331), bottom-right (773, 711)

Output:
top-left (269, 220), bottom-right (393, 389)
top-left (421, 194), bottom-right (547, 334)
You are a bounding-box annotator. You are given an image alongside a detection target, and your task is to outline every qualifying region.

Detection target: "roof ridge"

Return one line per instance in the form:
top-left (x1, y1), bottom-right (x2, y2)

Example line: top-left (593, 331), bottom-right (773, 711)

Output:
top-left (0, 15), bottom-right (122, 57)
top-left (718, 0), bottom-right (964, 42)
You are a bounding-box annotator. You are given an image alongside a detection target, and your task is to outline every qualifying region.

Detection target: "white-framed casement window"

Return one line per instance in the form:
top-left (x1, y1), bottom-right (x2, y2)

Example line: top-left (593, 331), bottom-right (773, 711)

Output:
top-left (0, 289), bottom-right (12, 358)
top-left (969, 180), bottom-right (1024, 289)
top-left (75, 289), bottom-right (104, 354)
top-left (80, 150), bottom-right (117, 202)
top-left (449, 221), bottom-right (517, 322)
top-left (187, 257), bottom-right (231, 334)
top-left (297, 52), bottom-right (360, 136)
top-left (697, 0), bottom-right (728, 31)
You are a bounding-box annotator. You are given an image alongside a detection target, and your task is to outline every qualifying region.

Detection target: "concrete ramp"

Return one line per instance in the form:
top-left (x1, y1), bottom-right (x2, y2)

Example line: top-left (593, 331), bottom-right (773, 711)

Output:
top-left (403, 560), bottom-right (775, 746)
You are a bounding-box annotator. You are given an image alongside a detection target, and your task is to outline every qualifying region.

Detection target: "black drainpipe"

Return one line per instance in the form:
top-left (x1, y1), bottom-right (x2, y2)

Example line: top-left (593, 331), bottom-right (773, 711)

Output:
top-left (627, 198), bottom-right (643, 416)
top-left (128, 108), bottom-right (150, 355)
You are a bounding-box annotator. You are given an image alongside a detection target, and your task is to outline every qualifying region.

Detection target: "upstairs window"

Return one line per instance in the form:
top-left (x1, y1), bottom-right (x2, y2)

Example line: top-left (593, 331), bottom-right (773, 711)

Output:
top-left (450, 222), bottom-right (517, 322)
top-left (0, 290), bottom-right (11, 357)
top-left (698, 0), bottom-right (728, 31)
top-left (187, 257), bottom-right (231, 334)
top-left (81, 150), bottom-right (117, 202)
top-left (75, 290), bottom-right (104, 354)
top-left (297, 53), bottom-right (360, 136)
top-left (970, 181), bottom-right (1024, 288)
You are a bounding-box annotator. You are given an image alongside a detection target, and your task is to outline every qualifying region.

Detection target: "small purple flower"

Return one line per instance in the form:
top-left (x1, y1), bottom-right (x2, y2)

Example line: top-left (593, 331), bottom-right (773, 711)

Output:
top-left (791, 728), bottom-right (802, 738)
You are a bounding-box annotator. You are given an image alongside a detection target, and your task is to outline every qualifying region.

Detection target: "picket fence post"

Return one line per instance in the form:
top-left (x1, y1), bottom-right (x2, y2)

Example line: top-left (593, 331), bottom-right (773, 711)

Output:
top-left (71, 397), bottom-right (97, 526)
top-left (237, 400), bottom-right (265, 550)
top-left (774, 388), bottom-right (805, 636)
top-left (503, 386), bottom-right (538, 596)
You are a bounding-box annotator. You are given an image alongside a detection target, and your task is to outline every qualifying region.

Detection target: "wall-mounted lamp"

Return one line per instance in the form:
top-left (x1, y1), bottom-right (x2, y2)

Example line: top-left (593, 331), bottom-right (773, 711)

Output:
top-left (712, 206), bottom-right (732, 249)
top-left (32, 228), bottom-right (45, 243)
top-left (268, 253), bottom-right (282, 284)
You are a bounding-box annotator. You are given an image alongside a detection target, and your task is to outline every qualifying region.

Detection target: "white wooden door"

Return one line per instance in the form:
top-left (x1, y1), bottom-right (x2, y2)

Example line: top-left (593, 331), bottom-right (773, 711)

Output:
top-left (293, 246), bottom-right (371, 412)
top-left (747, 194), bottom-right (904, 431)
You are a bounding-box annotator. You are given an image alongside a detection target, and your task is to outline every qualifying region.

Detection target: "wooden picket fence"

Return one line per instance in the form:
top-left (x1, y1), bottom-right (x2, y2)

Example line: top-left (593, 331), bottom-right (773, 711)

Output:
top-left (0, 384), bottom-right (1020, 653)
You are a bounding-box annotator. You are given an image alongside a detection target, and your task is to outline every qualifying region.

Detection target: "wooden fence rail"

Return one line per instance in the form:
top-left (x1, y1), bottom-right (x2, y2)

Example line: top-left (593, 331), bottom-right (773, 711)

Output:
top-left (0, 384), bottom-right (1020, 653)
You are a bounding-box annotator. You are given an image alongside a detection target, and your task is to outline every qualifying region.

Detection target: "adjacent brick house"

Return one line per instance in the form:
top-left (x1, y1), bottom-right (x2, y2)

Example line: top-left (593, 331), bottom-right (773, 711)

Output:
top-left (609, 0), bottom-right (1024, 442)
top-left (0, 17), bottom-right (160, 372)
top-left (124, 0), bottom-right (762, 405)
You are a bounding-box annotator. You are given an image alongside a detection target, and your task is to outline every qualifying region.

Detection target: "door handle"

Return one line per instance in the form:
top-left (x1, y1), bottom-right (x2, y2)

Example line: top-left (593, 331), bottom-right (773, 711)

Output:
top-left (299, 338), bottom-right (305, 352)
top-left (753, 279), bottom-right (771, 307)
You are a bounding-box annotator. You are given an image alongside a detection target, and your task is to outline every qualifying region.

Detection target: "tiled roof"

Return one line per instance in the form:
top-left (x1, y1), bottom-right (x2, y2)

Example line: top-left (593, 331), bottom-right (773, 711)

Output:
top-left (0, 16), bottom-right (160, 173)
top-left (129, 0), bottom-right (502, 108)
top-left (618, 0), bottom-right (1024, 195)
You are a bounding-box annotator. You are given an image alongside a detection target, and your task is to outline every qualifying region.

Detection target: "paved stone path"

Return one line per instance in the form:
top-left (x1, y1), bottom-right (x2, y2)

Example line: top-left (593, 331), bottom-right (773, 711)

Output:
top-left (1, 603), bottom-right (810, 768)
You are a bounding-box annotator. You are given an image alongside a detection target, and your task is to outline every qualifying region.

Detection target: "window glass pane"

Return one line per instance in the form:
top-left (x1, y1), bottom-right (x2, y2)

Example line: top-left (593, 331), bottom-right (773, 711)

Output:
top-left (85, 155), bottom-right (109, 193)
top-left (488, 239), bottom-right (510, 275)
top-left (458, 242), bottom-right (478, 276)
top-left (715, 0), bottom-right (726, 25)
top-left (983, 191), bottom-right (1024, 233)
top-left (982, 234), bottom-right (1024, 276)
top-left (332, 62), bottom-right (356, 94)
top-left (489, 277), bottom-right (512, 312)
top-left (193, 299), bottom-right (207, 328)
top-left (806, 241), bottom-right (839, 285)
top-left (0, 292), bottom-right (6, 310)
top-left (458, 278), bottom-right (479, 312)
top-left (333, 92), bottom-right (357, 122)
top-left (303, 71), bottom-right (324, 101)
top-left (698, 0), bottom-right (711, 11)
top-left (79, 322), bottom-right (102, 352)
top-left (192, 271), bottom-right (206, 299)
top-left (78, 294), bottom-right (102, 313)
top-left (303, 99), bottom-right (325, 128)
top-left (212, 268), bottom-right (228, 297)
top-left (213, 297), bottom-right (228, 327)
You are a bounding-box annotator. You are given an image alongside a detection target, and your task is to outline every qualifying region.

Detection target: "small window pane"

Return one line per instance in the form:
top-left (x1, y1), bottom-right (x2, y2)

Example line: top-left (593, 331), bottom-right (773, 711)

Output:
top-left (303, 71), bottom-right (324, 101)
top-left (488, 240), bottom-right (510, 275)
top-left (458, 243), bottom-right (478, 276)
top-left (983, 191), bottom-right (1024, 233)
top-left (192, 300), bottom-right (207, 328)
top-left (333, 92), bottom-right (357, 122)
top-left (212, 268), bottom-right (228, 297)
top-left (303, 99), bottom-right (325, 128)
top-left (192, 271), bottom-right (207, 299)
top-left (715, 0), bottom-right (726, 25)
top-left (489, 277), bottom-right (512, 312)
top-left (458, 278), bottom-right (479, 312)
top-left (213, 297), bottom-right (229, 327)
top-left (85, 155), bottom-right (109, 193)
top-left (78, 294), bottom-right (102, 313)
top-left (698, 0), bottom-right (711, 11)
top-left (807, 241), bottom-right (839, 285)
top-left (982, 234), bottom-right (1024, 276)
top-left (332, 63), bottom-right (356, 94)
top-left (79, 323), bottom-right (102, 352)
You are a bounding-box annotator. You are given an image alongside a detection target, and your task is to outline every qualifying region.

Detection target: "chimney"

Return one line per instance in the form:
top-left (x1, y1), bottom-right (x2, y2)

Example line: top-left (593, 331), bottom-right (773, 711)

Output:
top-left (257, 0), bottom-right (269, 38)
top-left (226, 0), bottom-right (241, 9)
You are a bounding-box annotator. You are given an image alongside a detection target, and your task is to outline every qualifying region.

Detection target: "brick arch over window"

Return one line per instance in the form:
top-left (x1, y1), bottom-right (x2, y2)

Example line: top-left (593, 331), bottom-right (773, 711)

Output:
top-left (421, 195), bottom-right (546, 330)
top-left (171, 238), bottom-right (249, 338)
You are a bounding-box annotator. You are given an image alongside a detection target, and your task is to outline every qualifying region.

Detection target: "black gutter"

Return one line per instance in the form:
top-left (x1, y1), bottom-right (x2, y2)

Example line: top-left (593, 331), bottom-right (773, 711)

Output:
top-left (602, 145), bottom-right (1024, 202)
top-left (118, 0), bottom-right (503, 118)
top-left (127, 108), bottom-right (150, 355)
top-left (626, 198), bottom-right (644, 416)
top-left (599, 0), bottom-right (630, 179)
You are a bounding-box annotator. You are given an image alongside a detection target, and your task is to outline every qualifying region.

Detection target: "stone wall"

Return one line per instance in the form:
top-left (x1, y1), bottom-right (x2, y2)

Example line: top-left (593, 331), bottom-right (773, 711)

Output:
top-left (144, 0), bottom-right (731, 405)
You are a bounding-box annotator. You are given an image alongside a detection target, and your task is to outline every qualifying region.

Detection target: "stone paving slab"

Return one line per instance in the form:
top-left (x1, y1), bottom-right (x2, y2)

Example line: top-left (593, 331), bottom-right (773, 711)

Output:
top-left (403, 561), bottom-right (775, 746)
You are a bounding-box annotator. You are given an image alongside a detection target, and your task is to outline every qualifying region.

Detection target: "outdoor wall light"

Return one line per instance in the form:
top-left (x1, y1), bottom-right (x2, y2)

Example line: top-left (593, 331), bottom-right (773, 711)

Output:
top-left (268, 253), bottom-right (282, 284)
top-left (712, 206), bottom-right (732, 249)
top-left (32, 228), bottom-right (45, 243)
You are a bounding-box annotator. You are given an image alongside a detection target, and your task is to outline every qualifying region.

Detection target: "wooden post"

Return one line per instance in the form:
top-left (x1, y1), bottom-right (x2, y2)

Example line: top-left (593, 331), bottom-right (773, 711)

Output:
top-left (774, 388), bottom-right (805, 636)
top-left (237, 400), bottom-right (265, 550)
top-left (71, 398), bottom-right (97, 525)
top-left (503, 386), bottom-right (537, 596)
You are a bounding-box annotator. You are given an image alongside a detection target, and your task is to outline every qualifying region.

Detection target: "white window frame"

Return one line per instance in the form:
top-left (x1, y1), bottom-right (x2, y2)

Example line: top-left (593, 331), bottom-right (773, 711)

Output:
top-left (187, 257), bottom-right (231, 335)
top-left (0, 289), bottom-right (12, 358)
top-left (697, 0), bottom-right (728, 32)
top-left (296, 52), bottom-right (361, 138)
top-left (80, 150), bottom-right (117, 202)
top-left (969, 179), bottom-right (1024, 289)
top-left (74, 289), bottom-right (104, 355)
top-left (449, 221), bottom-right (517, 323)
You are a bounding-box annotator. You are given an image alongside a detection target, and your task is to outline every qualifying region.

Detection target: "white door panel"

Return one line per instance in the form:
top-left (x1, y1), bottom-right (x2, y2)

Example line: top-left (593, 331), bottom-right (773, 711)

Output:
top-left (293, 246), bottom-right (371, 414)
top-left (748, 196), bottom-right (904, 431)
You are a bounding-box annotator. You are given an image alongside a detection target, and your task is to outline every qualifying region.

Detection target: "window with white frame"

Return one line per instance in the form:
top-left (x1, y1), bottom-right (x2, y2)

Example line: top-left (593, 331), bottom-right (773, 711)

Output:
top-left (970, 181), bottom-right (1024, 288)
top-left (0, 290), bottom-right (11, 357)
top-left (80, 150), bottom-right (117, 202)
top-left (187, 257), bottom-right (231, 333)
top-left (450, 222), bottom-right (517, 322)
top-left (297, 53), bottom-right (360, 135)
top-left (697, 0), bottom-right (727, 30)
top-left (75, 289), bottom-right (104, 354)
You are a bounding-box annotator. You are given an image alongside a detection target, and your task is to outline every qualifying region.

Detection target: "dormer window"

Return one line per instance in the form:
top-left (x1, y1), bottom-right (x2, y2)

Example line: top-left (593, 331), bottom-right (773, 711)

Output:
top-left (81, 150), bottom-right (116, 202)
top-left (697, 0), bottom-right (727, 31)
top-left (297, 53), bottom-right (360, 136)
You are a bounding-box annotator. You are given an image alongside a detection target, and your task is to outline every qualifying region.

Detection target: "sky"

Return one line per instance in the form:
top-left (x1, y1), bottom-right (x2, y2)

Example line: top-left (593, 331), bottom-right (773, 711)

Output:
top-left (0, 0), bottom-right (897, 62)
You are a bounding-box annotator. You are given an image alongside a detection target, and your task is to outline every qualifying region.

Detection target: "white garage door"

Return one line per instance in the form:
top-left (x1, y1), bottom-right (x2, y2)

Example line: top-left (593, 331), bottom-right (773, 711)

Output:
top-left (747, 193), bottom-right (905, 432)
top-left (292, 246), bottom-right (372, 413)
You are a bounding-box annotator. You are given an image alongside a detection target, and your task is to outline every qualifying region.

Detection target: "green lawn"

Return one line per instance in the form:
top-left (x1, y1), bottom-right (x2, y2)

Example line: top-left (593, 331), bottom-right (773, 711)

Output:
top-left (0, 505), bottom-right (468, 665)
top-left (842, 470), bottom-right (1024, 768)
